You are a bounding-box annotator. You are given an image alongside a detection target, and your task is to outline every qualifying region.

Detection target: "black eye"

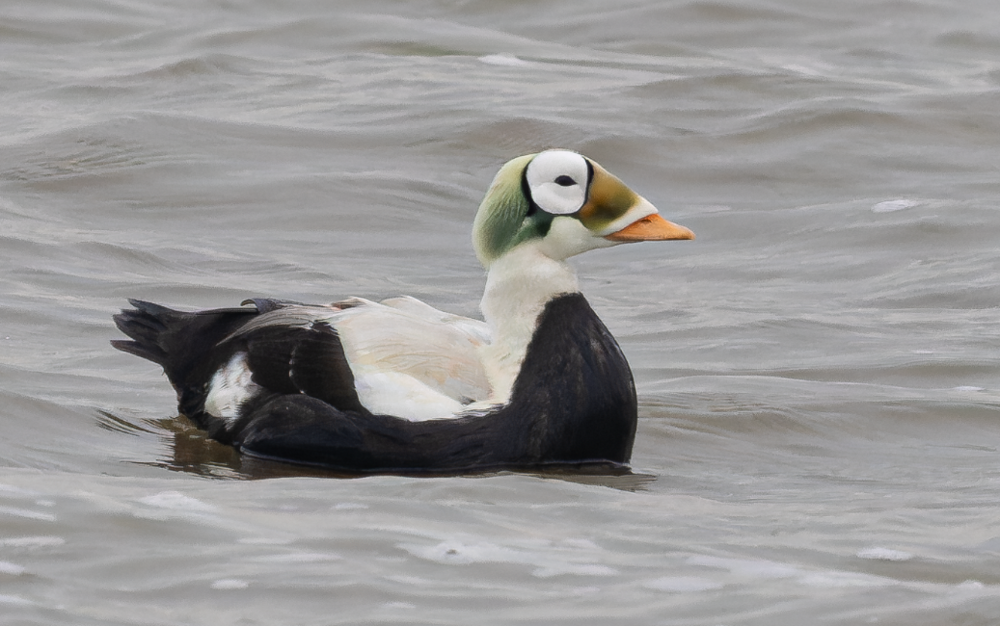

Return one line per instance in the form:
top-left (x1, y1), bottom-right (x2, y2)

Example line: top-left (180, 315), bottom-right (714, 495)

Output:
top-left (554, 175), bottom-right (576, 186)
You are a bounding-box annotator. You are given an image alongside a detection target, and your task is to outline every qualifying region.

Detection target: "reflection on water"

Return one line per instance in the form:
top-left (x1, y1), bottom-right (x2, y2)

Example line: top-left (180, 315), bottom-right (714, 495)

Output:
top-left (148, 415), bottom-right (248, 479)
top-left (117, 412), bottom-right (658, 490)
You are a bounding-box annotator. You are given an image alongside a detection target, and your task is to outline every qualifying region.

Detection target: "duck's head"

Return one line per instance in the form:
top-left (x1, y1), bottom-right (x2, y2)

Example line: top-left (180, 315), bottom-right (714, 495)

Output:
top-left (472, 149), bottom-right (694, 268)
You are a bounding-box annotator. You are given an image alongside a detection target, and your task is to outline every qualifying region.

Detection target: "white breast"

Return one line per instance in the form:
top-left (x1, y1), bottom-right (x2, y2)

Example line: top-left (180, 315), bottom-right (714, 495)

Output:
top-left (477, 239), bottom-right (580, 404)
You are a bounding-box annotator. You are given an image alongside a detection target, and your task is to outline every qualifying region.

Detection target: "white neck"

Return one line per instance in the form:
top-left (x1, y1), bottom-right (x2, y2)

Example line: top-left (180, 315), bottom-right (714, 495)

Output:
top-left (478, 241), bottom-right (579, 403)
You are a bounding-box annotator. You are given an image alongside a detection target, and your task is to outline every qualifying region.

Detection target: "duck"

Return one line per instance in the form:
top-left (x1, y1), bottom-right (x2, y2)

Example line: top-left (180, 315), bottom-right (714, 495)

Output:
top-left (112, 149), bottom-right (694, 473)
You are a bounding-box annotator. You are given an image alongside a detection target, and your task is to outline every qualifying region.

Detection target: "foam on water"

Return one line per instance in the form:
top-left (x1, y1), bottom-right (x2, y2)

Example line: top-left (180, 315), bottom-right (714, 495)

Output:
top-left (332, 502), bottom-right (369, 510)
top-left (643, 576), bottom-right (725, 593)
top-left (382, 601), bottom-right (417, 610)
top-left (478, 54), bottom-right (531, 67)
top-left (253, 552), bottom-right (341, 563)
top-left (799, 570), bottom-right (896, 589)
top-left (210, 578), bottom-right (249, 590)
top-left (0, 506), bottom-right (57, 522)
top-left (872, 199), bottom-right (920, 213)
top-left (0, 536), bottom-right (65, 548)
top-left (0, 561), bottom-right (26, 576)
top-left (237, 536), bottom-right (296, 546)
top-left (0, 594), bottom-right (33, 606)
top-left (687, 554), bottom-right (902, 590)
top-left (137, 491), bottom-right (216, 512)
top-left (400, 537), bottom-right (619, 578)
top-left (686, 555), bottom-right (799, 579)
top-left (857, 547), bottom-right (914, 562)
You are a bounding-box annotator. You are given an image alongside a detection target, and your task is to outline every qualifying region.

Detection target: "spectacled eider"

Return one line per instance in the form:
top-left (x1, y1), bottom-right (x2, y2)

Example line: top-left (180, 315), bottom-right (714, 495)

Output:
top-left (112, 150), bottom-right (694, 473)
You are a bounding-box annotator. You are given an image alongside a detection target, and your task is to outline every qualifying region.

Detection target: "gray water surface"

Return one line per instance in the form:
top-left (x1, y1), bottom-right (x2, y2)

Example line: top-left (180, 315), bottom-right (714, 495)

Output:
top-left (2, 1), bottom-right (1000, 624)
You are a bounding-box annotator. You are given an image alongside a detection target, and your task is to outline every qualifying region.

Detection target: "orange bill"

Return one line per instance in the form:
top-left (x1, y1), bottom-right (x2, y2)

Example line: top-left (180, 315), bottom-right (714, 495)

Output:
top-left (604, 214), bottom-right (695, 242)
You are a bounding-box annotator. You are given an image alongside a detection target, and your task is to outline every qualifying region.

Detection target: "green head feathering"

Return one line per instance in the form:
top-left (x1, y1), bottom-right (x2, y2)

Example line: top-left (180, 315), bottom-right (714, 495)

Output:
top-left (472, 153), bottom-right (553, 268)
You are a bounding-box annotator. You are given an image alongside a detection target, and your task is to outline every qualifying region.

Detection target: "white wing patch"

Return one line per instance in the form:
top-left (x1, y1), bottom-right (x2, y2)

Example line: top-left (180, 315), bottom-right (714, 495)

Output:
top-left (352, 372), bottom-right (465, 421)
top-left (204, 352), bottom-right (261, 422)
top-left (328, 297), bottom-right (495, 421)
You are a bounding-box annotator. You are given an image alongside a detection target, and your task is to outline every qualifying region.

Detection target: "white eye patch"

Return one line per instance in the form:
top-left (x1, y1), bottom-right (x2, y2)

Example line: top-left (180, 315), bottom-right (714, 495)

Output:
top-left (525, 150), bottom-right (589, 215)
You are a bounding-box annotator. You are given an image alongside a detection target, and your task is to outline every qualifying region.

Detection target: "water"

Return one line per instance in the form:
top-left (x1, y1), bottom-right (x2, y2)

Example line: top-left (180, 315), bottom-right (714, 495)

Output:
top-left (2, 0), bottom-right (1000, 623)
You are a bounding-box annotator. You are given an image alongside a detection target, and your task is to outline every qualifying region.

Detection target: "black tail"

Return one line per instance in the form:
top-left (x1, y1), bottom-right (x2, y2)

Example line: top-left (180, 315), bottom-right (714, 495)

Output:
top-left (112, 299), bottom-right (258, 389)
top-left (111, 299), bottom-right (181, 367)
